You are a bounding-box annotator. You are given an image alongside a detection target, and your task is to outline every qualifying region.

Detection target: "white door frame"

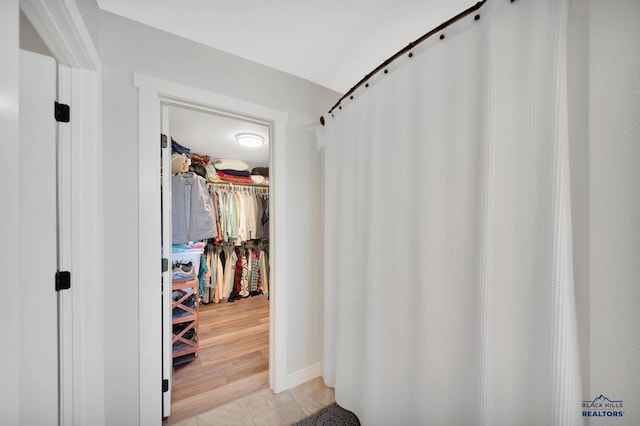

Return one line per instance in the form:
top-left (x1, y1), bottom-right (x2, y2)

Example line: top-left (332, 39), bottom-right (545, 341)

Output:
top-left (20, 1), bottom-right (104, 425)
top-left (160, 104), bottom-right (174, 417)
top-left (134, 73), bottom-right (289, 423)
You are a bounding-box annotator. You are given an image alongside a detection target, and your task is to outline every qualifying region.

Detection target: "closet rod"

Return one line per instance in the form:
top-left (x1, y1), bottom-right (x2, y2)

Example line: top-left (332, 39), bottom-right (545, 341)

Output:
top-left (319, 0), bottom-right (486, 125)
top-left (208, 182), bottom-right (269, 189)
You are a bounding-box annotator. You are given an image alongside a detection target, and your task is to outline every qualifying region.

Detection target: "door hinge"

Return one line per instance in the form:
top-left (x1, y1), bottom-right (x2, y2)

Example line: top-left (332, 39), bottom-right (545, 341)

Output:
top-left (55, 270), bottom-right (71, 291)
top-left (161, 134), bottom-right (168, 148)
top-left (162, 257), bottom-right (169, 273)
top-left (54, 101), bottom-right (70, 123)
top-left (162, 379), bottom-right (169, 393)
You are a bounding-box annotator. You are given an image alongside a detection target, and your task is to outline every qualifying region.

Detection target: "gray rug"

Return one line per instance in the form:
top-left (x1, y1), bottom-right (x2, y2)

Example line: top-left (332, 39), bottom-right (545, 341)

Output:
top-left (293, 403), bottom-right (360, 426)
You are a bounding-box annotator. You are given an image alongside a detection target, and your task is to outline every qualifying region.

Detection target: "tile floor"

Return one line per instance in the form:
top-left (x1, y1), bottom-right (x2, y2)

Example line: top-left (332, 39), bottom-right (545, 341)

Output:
top-left (171, 377), bottom-right (335, 426)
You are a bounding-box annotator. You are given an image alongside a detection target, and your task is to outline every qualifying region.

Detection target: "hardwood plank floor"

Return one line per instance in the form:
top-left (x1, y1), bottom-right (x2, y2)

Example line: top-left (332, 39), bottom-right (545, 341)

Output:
top-left (166, 294), bottom-right (269, 424)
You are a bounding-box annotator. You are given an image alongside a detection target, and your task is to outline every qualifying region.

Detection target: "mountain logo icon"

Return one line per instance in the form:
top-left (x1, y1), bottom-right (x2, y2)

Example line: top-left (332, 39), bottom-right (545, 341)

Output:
top-left (582, 394), bottom-right (623, 408)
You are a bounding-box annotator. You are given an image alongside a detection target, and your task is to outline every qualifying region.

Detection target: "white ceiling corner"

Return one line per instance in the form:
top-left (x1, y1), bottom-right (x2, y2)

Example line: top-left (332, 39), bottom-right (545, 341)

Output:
top-left (98, 0), bottom-right (477, 166)
top-left (97, 0), bottom-right (478, 94)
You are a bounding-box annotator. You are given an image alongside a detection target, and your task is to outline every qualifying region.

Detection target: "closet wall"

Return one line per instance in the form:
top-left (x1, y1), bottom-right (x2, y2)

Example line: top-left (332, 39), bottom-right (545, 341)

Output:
top-left (100, 10), bottom-right (339, 424)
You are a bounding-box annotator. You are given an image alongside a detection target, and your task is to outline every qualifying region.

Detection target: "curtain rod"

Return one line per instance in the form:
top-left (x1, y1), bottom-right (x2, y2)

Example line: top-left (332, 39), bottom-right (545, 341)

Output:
top-left (320, 0), bottom-right (487, 126)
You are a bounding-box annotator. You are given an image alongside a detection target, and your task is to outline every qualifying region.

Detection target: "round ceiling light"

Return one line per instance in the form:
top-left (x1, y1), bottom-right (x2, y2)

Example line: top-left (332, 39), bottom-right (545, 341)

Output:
top-left (235, 133), bottom-right (265, 148)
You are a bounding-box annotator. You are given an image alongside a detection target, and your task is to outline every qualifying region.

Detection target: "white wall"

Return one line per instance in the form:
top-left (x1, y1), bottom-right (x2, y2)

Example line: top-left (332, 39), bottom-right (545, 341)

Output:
top-left (75, 0), bottom-right (99, 52)
top-left (589, 0), bottom-right (640, 424)
top-left (19, 10), bottom-right (53, 56)
top-left (0, 1), bottom-right (20, 424)
top-left (99, 10), bottom-right (338, 423)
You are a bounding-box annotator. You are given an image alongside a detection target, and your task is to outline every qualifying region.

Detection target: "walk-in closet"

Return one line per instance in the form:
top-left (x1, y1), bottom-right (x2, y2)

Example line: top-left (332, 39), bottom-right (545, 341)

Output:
top-left (164, 105), bottom-right (271, 423)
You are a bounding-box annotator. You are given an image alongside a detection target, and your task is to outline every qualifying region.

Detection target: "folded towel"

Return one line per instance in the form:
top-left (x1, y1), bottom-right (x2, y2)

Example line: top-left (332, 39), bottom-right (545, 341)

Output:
top-left (205, 163), bottom-right (220, 183)
top-left (219, 169), bottom-right (252, 177)
top-left (217, 170), bottom-right (253, 184)
top-left (251, 175), bottom-right (269, 185)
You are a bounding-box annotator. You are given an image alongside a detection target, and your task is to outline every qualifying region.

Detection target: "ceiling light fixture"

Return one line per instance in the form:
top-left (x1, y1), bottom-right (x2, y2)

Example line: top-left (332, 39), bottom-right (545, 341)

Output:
top-left (235, 133), bottom-right (265, 148)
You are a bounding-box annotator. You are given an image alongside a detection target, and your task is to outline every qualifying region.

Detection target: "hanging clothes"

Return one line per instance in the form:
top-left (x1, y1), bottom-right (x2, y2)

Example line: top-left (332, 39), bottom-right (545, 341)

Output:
top-left (249, 249), bottom-right (262, 296)
top-left (198, 252), bottom-right (208, 297)
top-left (214, 251), bottom-right (223, 303)
top-left (209, 183), bottom-right (269, 244)
top-left (172, 172), bottom-right (218, 244)
top-left (221, 247), bottom-right (236, 301)
top-left (235, 192), bottom-right (247, 244)
top-left (245, 193), bottom-right (256, 240)
top-left (193, 181), bottom-right (270, 304)
top-left (240, 248), bottom-right (250, 297)
top-left (254, 195), bottom-right (264, 240)
top-left (262, 196), bottom-right (270, 240)
top-left (211, 191), bottom-right (222, 244)
top-left (259, 248), bottom-right (269, 296)
top-left (229, 247), bottom-right (244, 302)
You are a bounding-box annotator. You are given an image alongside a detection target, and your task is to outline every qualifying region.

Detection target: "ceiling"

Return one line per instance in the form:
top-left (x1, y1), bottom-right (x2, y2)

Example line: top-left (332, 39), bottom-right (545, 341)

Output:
top-left (169, 106), bottom-right (270, 168)
top-left (98, 0), bottom-right (476, 166)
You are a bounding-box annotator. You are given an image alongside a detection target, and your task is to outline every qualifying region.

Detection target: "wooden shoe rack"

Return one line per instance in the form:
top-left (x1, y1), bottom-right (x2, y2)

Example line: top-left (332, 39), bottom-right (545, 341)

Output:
top-left (172, 279), bottom-right (199, 359)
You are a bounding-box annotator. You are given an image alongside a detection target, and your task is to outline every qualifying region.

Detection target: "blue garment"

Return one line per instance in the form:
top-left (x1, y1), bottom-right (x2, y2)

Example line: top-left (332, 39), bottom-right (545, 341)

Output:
top-left (171, 137), bottom-right (191, 156)
top-left (198, 254), bottom-right (207, 296)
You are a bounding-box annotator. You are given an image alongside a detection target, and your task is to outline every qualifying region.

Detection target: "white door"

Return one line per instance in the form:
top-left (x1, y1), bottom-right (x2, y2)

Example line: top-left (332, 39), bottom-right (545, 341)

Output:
top-left (161, 105), bottom-right (173, 417)
top-left (19, 49), bottom-right (59, 424)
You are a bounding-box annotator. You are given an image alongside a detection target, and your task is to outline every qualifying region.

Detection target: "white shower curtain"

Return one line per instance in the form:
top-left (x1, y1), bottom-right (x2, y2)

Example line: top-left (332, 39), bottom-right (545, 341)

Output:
top-left (321, 0), bottom-right (582, 424)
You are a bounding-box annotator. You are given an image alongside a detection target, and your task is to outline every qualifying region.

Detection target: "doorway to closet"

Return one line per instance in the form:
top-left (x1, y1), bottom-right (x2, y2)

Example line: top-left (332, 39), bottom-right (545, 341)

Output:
top-left (135, 73), bottom-right (289, 424)
top-left (162, 103), bottom-right (272, 423)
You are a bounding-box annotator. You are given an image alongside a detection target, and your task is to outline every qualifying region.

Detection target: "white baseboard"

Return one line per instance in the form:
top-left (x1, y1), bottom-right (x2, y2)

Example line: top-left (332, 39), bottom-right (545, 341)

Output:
top-left (284, 363), bottom-right (323, 390)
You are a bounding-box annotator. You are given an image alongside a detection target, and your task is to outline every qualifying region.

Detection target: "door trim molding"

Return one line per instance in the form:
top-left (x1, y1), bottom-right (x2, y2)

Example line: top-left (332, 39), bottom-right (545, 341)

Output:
top-left (20, 1), bottom-right (104, 425)
top-left (134, 73), bottom-right (289, 423)
top-left (20, 0), bottom-right (100, 70)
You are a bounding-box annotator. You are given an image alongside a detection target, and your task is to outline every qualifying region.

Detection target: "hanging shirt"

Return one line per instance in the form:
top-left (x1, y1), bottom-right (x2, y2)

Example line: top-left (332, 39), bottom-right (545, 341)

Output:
top-left (227, 191), bottom-right (239, 242)
top-left (214, 252), bottom-right (223, 304)
top-left (241, 248), bottom-right (251, 297)
top-left (211, 191), bottom-right (222, 244)
top-left (250, 249), bottom-right (260, 293)
top-left (172, 172), bottom-right (217, 244)
top-left (254, 195), bottom-right (264, 239)
top-left (230, 247), bottom-right (244, 301)
top-left (221, 248), bottom-right (236, 301)
top-left (245, 193), bottom-right (256, 239)
top-left (259, 249), bottom-right (269, 295)
top-left (262, 196), bottom-right (270, 240)
top-left (235, 192), bottom-right (247, 244)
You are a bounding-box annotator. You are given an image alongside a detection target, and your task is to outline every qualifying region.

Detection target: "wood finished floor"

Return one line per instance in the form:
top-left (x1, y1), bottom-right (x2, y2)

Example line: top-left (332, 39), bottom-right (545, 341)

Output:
top-left (167, 294), bottom-right (269, 424)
